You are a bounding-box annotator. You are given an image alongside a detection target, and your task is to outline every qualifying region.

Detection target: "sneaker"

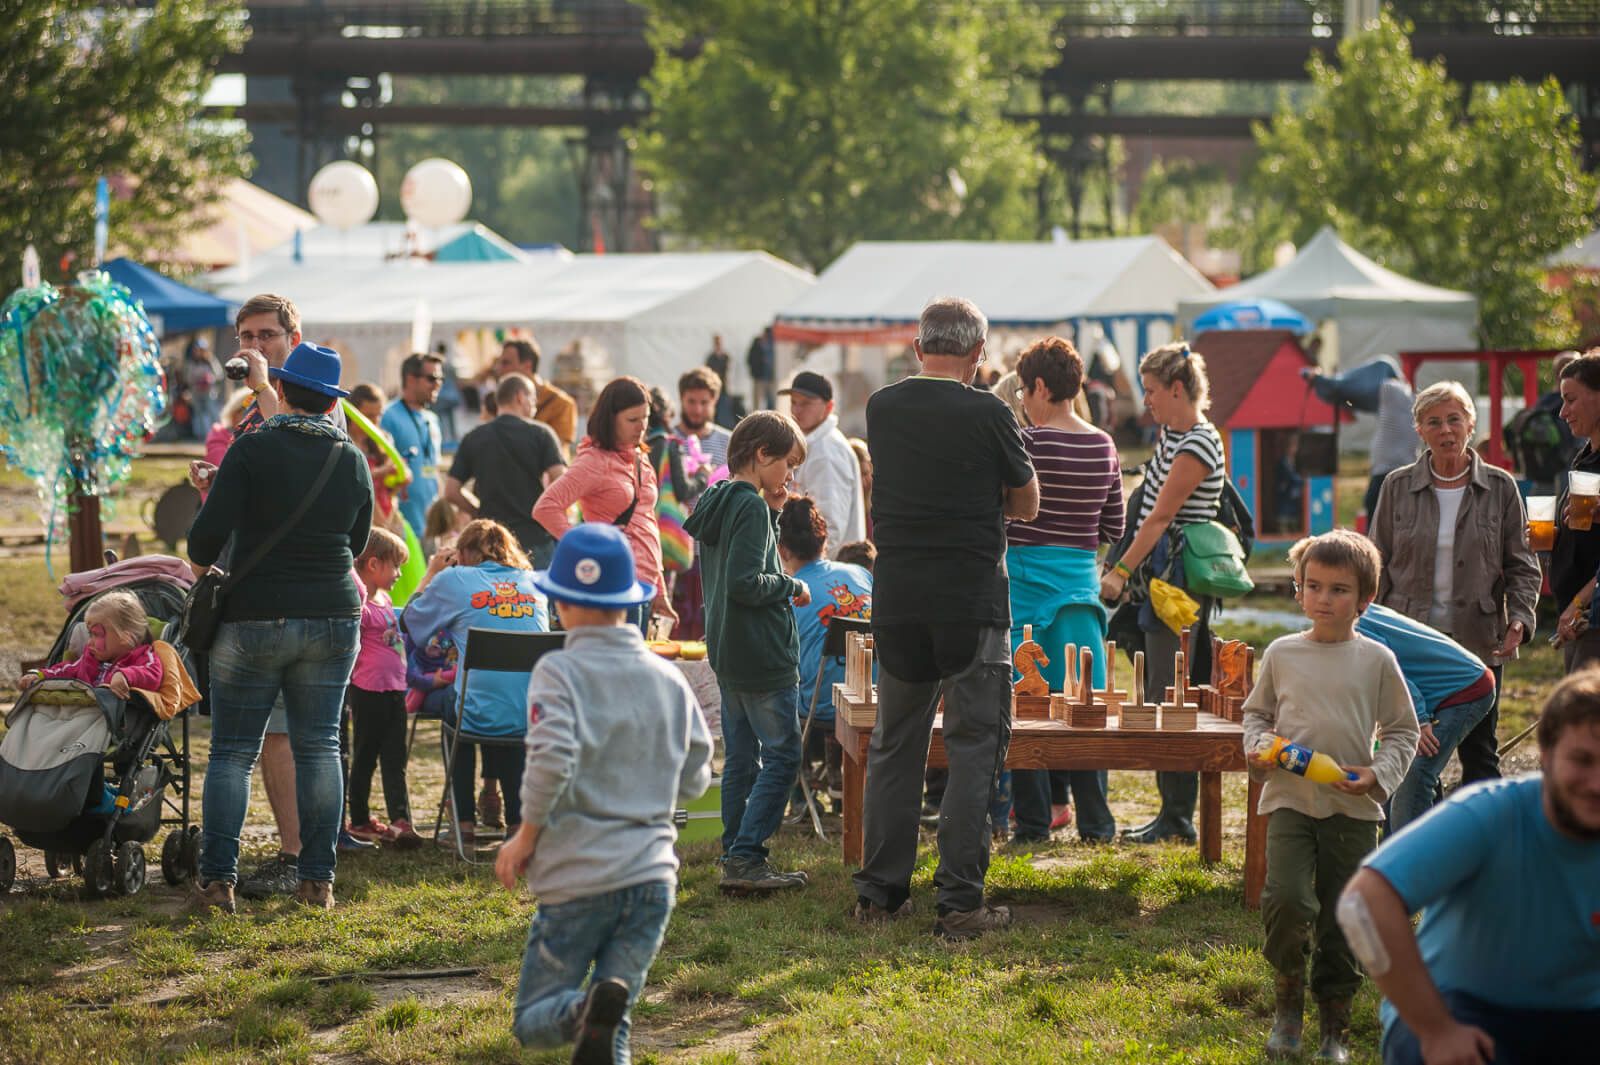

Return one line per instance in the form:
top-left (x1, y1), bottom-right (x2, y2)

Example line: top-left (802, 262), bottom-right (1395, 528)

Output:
top-left (389, 818), bottom-right (424, 851)
top-left (338, 827), bottom-right (378, 852)
top-left (719, 858), bottom-right (808, 896)
top-left (187, 879), bottom-right (236, 915)
top-left (479, 782), bottom-right (504, 830)
top-left (346, 818), bottom-right (390, 843)
top-left (436, 822), bottom-right (477, 849)
top-left (294, 879), bottom-right (335, 911)
top-left (934, 903), bottom-right (1013, 941)
top-left (237, 853), bottom-right (299, 900)
top-left (852, 897), bottom-right (914, 924)
top-left (569, 977), bottom-right (630, 1065)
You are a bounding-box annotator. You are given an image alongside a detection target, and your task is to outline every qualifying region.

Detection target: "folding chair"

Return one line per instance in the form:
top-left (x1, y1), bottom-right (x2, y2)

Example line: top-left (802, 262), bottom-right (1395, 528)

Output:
top-left (795, 616), bottom-right (872, 840)
top-left (434, 628), bottom-right (566, 864)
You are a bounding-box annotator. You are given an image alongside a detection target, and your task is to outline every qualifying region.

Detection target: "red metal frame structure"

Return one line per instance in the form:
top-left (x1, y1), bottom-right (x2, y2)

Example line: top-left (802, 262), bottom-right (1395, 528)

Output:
top-left (1398, 350), bottom-right (1566, 471)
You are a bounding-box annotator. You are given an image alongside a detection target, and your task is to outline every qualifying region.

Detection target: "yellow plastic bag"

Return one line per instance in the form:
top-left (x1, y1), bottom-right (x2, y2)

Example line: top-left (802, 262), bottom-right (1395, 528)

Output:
top-left (1149, 578), bottom-right (1200, 635)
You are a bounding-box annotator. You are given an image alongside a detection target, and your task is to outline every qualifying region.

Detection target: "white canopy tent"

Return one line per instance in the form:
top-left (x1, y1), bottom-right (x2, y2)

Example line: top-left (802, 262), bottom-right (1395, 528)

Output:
top-left (1177, 226), bottom-right (1479, 371)
top-left (206, 251), bottom-right (815, 394)
top-left (774, 237), bottom-right (1214, 431)
top-left (1549, 229), bottom-right (1600, 269)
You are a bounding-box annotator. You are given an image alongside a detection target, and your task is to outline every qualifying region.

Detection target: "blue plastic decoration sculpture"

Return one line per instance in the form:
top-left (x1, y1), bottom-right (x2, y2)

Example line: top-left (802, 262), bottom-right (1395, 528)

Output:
top-left (0, 272), bottom-right (167, 572)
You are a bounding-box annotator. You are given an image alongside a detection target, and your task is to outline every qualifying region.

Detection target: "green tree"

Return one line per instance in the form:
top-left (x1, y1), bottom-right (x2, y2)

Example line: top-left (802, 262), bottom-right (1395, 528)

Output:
top-left (1246, 13), bottom-right (1597, 347)
top-left (0, 2), bottom-right (249, 285)
top-left (636, 0), bottom-right (1050, 270)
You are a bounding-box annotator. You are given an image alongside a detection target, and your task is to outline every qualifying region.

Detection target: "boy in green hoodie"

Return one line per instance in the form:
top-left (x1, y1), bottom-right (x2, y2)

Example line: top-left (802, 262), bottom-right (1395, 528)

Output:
top-left (683, 411), bottom-right (812, 894)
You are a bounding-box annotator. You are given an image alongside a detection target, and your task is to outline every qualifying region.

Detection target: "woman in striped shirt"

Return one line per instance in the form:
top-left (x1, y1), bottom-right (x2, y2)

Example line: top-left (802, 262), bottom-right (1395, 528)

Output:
top-left (1006, 337), bottom-right (1125, 844)
top-left (1099, 342), bottom-right (1226, 845)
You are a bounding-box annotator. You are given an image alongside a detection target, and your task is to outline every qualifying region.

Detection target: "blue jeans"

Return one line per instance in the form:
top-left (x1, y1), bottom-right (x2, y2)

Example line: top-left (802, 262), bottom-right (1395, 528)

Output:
top-left (512, 880), bottom-right (674, 1064)
top-left (201, 617), bottom-right (359, 885)
top-left (1383, 990), bottom-right (1600, 1064)
top-left (1388, 689), bottom-right (1496, 833)
top-left (719, 685), bottom-right (801, 862)
top-left (1013, 769), bottom-right (1116, 841)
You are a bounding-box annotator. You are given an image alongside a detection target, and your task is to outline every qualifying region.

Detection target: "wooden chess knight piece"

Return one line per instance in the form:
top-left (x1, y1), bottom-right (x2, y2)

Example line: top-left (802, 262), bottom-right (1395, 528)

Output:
top-left (1067, 645), bottom-right (1107, 729)
top-left (1120, 650), bottom-right (1159, 730)
top-left (1160, 650), bottom-right (1200, 731)
top-left (1013, 623), bottom-right (1050, 698)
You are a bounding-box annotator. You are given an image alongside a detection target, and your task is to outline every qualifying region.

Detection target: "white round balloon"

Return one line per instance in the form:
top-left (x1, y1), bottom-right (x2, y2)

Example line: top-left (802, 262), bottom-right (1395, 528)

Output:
top-left (400, 158), bottom-right (472, 229)
top-left (307, 161), bottom-right (379, 230)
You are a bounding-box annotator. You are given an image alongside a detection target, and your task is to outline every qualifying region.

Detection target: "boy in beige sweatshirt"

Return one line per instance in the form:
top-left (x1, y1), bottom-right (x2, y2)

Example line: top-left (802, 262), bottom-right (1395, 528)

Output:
top-left (1242, 530), bottom-right (1418, 1062)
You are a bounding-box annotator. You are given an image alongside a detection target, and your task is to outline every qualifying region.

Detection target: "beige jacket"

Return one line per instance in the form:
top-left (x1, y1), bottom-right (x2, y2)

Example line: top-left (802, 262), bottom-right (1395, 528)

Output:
top-left (1368, 449), bottom-right (1540, 664)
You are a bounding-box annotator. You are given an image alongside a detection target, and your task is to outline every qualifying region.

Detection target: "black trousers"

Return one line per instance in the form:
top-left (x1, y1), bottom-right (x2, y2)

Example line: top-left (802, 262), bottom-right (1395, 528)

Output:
top-left (347, 687), bottom-right (411, 824)
top-left (1454, 664), bottom-right (1503, 785)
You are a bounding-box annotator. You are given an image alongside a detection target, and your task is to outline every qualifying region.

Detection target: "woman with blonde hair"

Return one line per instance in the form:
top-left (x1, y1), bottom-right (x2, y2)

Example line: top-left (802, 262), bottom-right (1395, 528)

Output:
top-left (402, 519), bottom-right (550, 844)
top-left (1100, 341), bottom-right (1227, 844)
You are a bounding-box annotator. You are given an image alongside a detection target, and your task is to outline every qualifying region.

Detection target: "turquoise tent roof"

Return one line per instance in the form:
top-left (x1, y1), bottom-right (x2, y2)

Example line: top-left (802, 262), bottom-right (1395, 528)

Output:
top-left (433, 225), bottom-right (529, 263)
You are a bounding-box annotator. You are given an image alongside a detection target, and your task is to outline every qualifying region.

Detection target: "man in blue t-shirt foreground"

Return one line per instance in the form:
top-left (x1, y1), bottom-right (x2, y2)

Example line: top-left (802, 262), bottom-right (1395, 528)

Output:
top-left (1338, 669), bottom-right (1600, 1065)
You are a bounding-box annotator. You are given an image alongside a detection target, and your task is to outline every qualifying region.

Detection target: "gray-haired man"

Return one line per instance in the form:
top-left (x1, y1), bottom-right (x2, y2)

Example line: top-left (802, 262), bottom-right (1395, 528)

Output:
top-left (851, 296), bottom-right (1040, 939)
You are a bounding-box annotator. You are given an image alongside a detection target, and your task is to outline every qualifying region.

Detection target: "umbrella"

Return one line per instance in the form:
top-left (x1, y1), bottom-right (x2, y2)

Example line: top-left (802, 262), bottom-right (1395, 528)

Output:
top-left (1192, 298), bottom-right (1313, 335)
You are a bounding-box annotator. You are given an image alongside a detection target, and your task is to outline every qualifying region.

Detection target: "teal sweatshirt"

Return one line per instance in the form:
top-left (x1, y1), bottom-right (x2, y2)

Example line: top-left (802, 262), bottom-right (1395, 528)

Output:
top-left (683, 479), bottom-right (805, 692)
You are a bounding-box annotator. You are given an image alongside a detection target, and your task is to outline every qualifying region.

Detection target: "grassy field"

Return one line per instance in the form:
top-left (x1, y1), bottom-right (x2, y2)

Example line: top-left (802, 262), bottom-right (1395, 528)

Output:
top-left (0, 551), bottom-right (1566, 1064)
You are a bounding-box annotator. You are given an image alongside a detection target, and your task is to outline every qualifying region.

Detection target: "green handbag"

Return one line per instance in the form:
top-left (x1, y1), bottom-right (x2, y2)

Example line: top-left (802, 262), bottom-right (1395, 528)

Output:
top-left (1180, 520), bottom-right (1255, 599)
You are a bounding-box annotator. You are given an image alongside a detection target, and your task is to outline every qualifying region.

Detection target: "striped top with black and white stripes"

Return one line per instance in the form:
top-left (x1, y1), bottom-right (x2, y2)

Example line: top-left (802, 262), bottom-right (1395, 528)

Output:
top-left (1137, 421), bottom-right (1226, 528)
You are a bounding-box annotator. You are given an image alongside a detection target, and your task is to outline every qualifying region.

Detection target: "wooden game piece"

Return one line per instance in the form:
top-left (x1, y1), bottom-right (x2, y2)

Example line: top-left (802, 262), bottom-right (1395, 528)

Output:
top-left (1160, 649), bottom-right (1199, 730)
top-left (1095, 639), bottom-right (1129, 715)
top-left (1013, 623), bottom-right (1050, 697)
top-left (1068, 645), bottom-right (1106, 729)
top-left (835, 632), bottom-right (879, 727)
top-left (1120, 649), bottom-right (1159, 729)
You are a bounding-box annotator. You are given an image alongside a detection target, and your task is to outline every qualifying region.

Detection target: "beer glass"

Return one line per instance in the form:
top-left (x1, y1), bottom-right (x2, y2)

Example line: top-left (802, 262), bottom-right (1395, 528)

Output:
top-left (1527, 495), bottom-right (1556, 551)
top-left (1568, 472), bottom-right (1600, 531)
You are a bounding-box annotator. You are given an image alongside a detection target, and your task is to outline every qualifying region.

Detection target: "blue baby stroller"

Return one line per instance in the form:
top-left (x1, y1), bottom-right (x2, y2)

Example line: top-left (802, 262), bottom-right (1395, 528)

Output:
top-left (0, 559), bottom-right (200, 898)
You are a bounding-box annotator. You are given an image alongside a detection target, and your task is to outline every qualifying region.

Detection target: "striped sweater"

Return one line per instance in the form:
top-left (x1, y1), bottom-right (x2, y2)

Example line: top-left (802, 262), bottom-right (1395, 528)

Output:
top-left (1007, 427), bottom-right (1126, 551)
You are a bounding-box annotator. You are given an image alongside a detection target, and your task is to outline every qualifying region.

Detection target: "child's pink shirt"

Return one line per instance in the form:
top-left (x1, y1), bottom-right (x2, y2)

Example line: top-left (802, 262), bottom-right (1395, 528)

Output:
top-left (352, 589), bottom-right (407, 692)
top-left (41, 642), bottom-right (164, 689)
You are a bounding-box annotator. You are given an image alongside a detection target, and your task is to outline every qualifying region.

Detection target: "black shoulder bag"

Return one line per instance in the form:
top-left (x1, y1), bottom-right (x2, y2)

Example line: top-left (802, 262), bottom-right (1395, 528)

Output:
top-left (609, 453), bottom-right (643, 528)
top-left (176, 443), bottom-right (346, 652)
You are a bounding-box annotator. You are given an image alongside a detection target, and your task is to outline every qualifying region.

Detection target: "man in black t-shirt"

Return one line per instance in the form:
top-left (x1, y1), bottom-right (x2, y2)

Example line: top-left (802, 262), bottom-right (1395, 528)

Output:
top-left (851, 296), bottom-right (1039, 940)
top-left (444, 374), bottom-right (568, 568)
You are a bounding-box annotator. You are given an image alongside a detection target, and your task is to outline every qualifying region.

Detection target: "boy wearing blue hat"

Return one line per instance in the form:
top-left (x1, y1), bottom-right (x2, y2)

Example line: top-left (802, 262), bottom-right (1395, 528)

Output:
top-left (496, 522), bottom-right (712, 1065)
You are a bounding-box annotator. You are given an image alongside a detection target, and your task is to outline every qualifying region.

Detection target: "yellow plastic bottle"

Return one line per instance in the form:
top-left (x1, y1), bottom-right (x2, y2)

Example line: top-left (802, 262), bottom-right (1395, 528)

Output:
top-left (1254, 734), bottom-right (1359, 785)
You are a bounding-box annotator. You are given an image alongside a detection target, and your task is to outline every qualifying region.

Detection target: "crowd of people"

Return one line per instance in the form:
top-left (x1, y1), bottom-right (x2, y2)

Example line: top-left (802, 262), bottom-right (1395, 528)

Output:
top-left (86, 288), bottom-right (1592, 1064)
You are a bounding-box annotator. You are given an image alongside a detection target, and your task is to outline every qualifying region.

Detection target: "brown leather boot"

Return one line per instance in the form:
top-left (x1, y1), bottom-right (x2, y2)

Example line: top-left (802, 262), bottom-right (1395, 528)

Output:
top-left (294, 879), bottom-right (335, 910)
top-left (1316, 997), bottom-right (1352, 1063)
top-left (188, 879), bottom-right (236, 915)
top-left (1265, 971), bottom-right (1305, 1059)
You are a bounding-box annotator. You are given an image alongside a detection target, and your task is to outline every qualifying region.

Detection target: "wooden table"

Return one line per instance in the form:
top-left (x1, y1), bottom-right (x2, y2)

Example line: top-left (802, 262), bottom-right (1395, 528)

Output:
top-left (835, 710), bottom-right (1266, 909)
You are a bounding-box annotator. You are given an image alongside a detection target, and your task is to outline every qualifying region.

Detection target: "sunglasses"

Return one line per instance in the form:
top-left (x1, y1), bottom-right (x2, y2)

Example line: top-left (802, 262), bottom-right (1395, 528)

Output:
top-left (412, 372), bottom-right (445, 384)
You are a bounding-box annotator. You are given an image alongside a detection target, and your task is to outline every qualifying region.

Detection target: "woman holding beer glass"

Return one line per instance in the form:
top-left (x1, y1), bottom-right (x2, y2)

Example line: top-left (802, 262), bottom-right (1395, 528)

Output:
top-left (1550, 350), bottom-right (1600, 669)
top-left (1368, 381), bottom-right (1540, 785)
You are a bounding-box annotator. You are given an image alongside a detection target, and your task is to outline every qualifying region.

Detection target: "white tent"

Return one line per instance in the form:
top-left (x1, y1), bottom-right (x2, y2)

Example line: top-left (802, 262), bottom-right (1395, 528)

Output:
top-left (1177, 226), bottom-right (1479, 371)
top-left (779, 235), bottom-right (1214, 363)
top-left (206, 251), bottom-right (815, 394)
top-left (1549, 229), bottom-right (1600, 269)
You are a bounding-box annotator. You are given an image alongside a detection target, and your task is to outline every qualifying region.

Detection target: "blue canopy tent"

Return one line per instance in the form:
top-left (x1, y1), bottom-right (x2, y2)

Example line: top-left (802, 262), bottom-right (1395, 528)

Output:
top-left (1192, 297), bottom-right (1314, 335)
top-left (101, 257), bottom-right (236, 334)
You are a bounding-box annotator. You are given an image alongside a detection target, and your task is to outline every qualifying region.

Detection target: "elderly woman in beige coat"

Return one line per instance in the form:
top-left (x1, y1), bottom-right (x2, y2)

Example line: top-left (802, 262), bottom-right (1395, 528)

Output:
top-left (1368, 381), bottom-right (1541, 785)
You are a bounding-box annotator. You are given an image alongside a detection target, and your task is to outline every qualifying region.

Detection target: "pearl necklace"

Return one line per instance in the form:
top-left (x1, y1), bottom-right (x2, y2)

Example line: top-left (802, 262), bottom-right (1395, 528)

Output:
top-left (1429, 458), bottom-right (1469, 484)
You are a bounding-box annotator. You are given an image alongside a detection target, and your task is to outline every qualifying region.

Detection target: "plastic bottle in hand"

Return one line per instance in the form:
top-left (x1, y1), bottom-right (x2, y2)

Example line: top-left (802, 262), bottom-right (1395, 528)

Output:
top-left (1251, 734), bottom-right (1358, 785)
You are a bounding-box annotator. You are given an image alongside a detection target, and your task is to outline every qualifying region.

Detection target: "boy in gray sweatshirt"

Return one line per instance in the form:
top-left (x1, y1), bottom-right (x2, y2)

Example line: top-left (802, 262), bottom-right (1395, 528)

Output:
top-left (497, 522), bottom-right (712, 1065)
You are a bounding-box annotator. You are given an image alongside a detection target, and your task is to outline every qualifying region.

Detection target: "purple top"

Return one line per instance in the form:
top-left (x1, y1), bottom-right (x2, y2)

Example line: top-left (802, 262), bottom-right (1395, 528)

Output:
top-left (1006, 426), bottom-right (1125, 551)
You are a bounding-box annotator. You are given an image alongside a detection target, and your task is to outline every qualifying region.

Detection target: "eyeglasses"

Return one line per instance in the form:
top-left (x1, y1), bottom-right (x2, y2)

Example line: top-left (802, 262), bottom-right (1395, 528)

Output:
top-left (235, 330), bottom-right (286, 345)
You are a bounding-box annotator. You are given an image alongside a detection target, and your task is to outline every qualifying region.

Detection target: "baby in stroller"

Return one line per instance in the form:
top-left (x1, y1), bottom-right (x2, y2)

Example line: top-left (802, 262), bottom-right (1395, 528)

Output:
top-left (1, 576), bottom-right (201, 899)
top-left (19, 591), bottom-right (165, 699)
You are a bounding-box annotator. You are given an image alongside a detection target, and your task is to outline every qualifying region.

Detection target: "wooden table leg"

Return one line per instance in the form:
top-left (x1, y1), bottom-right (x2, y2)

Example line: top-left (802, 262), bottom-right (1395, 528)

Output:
top-left (1243, 775), bottom-right (1266, 910)
top-left (1198, 771), bottom-right (1223, 864)
top-left (838, 721), bottom-right (866, 867)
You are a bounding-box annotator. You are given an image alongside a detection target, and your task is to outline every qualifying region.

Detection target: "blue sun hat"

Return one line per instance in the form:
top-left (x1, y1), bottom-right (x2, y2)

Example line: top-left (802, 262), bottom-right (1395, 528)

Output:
top-left (534, 522), bottom-right (654, 607)
top-left (269, 341), bottom-right (350, 398)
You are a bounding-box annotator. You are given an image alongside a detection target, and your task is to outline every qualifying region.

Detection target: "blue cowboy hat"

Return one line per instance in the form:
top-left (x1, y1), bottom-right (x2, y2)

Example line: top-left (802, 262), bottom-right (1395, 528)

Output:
top-left (534, 523), bottom-right (654, 608)
top-left (269, 342), bottom-right (350, 398)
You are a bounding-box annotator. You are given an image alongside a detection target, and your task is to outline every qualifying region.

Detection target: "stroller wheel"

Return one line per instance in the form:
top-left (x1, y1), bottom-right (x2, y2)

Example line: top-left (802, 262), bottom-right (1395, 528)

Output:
top-left (115, 841), bottom-right (147, 896)
top-left (0, 837), bottom-right (15, 895)
top-left (160, 829), bottom-right (195, 886)
top-left (82, 839), bottom-right (115, 899)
